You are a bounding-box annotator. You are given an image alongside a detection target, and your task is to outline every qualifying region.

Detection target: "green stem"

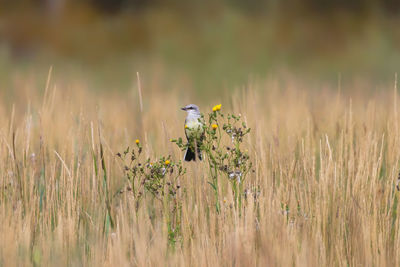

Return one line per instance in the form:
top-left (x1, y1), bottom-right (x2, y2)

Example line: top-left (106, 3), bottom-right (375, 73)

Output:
top-left (238, 180), bottom-right (243, 217)
top-left (213, 164), bottom-right (220, 213)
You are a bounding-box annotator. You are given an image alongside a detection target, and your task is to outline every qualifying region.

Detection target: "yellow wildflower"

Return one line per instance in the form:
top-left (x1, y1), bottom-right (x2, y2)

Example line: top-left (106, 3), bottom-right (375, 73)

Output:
top-left (212, 104), bottom-right (222, 112)
top-left (185, 125), bottom-right (188, 129)
top-left (135, 139), bottom-right (140, 144)
top-left (212, 124), bottom-right (218, 130)
top-left (165, 160), bottom-right (170, 165)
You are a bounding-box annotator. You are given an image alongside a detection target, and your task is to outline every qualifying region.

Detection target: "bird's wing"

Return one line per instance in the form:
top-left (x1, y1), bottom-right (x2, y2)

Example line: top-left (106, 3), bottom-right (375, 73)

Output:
top-left (184, 117), bottom-right (189, 140)
top-left (199, 119), bottom-right (205, 142)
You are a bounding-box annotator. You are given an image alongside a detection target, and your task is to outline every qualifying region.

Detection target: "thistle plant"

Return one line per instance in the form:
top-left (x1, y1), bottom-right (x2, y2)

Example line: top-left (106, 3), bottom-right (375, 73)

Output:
top-left (117, 140), bottom-right (185, 245)
top-left (172, 104), bottom-right (252, 214)
top-left (204, 105), bottom-right (252, 212)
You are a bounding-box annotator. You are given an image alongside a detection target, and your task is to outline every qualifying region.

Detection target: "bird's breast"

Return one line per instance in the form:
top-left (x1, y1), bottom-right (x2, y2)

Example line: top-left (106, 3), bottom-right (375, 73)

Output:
top-left (185, 119), bottom-right (203, 139)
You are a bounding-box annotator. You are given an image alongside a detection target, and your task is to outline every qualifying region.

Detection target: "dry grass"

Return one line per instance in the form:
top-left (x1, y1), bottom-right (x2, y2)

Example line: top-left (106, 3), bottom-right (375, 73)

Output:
top-left (1, 74), bottom-right (400, 266)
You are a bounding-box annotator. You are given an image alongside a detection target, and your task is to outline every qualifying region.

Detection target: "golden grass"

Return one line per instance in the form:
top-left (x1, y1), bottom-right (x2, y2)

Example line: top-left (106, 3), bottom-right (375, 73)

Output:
top-left (1, 75), bottom-right (400, 266)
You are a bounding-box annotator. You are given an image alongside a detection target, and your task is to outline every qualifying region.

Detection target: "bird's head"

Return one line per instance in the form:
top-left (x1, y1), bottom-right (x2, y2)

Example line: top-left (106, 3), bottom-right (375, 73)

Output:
top-left (181, 104), bottom-right (200, 113)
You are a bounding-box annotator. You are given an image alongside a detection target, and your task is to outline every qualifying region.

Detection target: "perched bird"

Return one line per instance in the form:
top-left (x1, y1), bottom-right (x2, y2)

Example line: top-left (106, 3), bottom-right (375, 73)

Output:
top-left (181, 104), bottom-right (204, 161)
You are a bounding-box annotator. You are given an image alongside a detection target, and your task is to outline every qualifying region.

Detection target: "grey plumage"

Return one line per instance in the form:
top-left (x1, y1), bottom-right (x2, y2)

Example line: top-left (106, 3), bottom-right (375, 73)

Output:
top-left (181, 104), bottom-right (204, 161)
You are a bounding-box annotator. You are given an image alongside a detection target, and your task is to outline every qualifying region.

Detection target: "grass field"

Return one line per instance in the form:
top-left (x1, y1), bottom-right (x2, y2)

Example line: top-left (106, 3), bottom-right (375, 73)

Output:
top-left (1, 71), bottom-right (400, 266)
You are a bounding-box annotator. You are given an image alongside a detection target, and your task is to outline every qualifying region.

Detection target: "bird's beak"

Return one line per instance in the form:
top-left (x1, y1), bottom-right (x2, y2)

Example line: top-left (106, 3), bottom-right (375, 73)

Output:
top-left (181, 107), bottom-right (187, 111)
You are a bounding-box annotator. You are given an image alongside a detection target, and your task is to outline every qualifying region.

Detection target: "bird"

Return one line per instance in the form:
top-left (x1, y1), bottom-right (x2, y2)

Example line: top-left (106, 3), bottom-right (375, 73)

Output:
top-left (181, 104), bottom-right (204, 161)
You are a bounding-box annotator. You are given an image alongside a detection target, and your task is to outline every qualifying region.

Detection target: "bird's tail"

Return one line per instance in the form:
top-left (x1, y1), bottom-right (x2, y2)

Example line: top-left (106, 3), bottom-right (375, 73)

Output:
top-left (184, 146), bottom-right (202, 161)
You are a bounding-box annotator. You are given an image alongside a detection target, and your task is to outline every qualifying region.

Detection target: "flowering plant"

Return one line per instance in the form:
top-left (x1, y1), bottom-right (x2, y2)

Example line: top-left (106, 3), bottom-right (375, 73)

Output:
top-left (173, 104), bottom-right (253, 213)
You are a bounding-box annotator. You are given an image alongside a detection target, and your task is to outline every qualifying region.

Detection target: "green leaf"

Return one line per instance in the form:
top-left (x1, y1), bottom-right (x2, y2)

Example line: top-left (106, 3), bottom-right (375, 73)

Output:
top-left (207, 181), bottom-right (217, 191)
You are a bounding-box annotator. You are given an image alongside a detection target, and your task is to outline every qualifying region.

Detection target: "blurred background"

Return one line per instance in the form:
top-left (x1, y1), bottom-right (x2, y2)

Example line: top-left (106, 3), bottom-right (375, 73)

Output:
top-left (0, 0), bottom-right (400, 96)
